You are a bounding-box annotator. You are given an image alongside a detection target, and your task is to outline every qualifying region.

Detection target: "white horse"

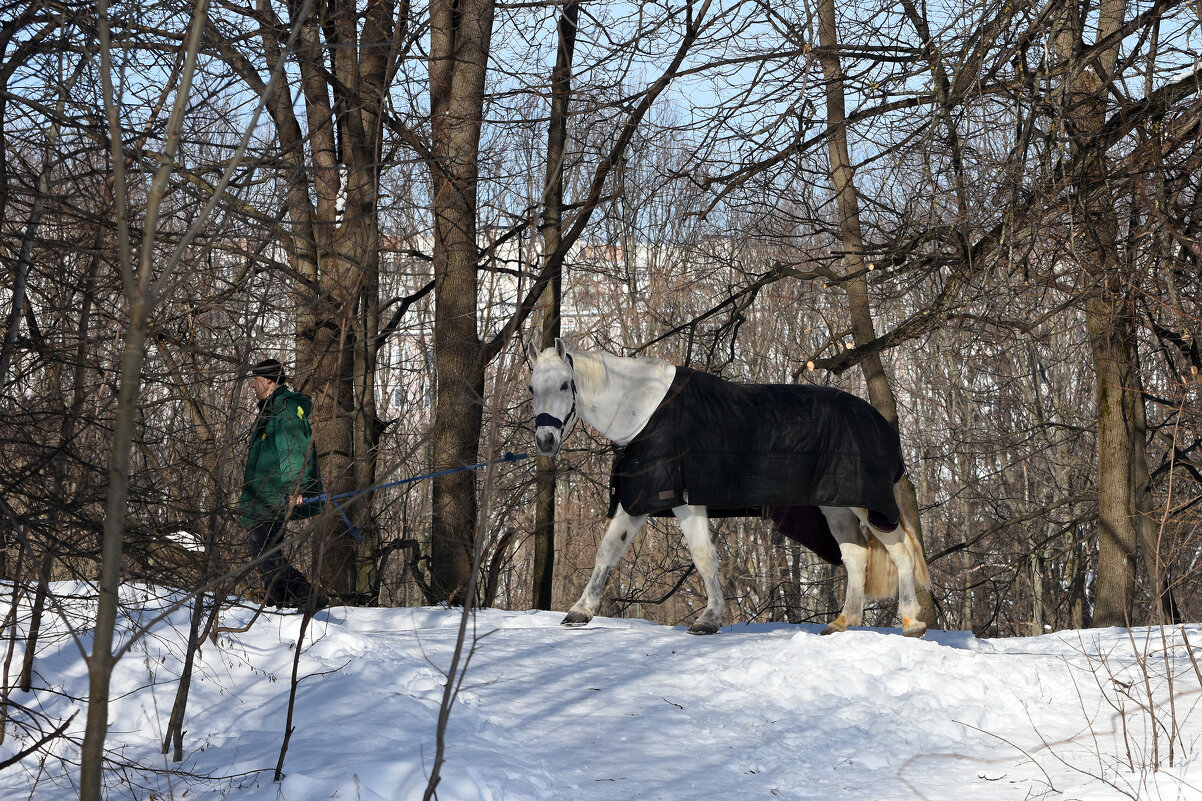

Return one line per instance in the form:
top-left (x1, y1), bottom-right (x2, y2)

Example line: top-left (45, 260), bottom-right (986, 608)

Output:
top-left (526, 339), bottom-right (931, 637)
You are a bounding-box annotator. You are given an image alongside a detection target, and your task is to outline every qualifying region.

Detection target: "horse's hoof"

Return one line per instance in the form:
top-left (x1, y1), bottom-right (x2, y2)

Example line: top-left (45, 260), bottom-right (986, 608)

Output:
top-left (820, 616), bottom-right (849, 635)
top-left (561, 611), bottom-right (591, 627)
top-left (902, 618), bottom-right (927, 638)
top-left (688, 621), bottom-right (720, 635)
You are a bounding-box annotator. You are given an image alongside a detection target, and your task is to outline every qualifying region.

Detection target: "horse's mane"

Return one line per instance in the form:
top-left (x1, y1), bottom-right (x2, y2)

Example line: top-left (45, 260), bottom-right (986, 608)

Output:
top-left (565, 349), bottom-right (607, 397)
top-left (567, 347), bottom-right (671, 398)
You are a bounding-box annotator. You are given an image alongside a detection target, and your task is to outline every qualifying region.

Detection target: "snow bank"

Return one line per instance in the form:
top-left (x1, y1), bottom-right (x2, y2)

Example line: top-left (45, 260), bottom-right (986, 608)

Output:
top-left (2, 583), bottom-right (1200, 800)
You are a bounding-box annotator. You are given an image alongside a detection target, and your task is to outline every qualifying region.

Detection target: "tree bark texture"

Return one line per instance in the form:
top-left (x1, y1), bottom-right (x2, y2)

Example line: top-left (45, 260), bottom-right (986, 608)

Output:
top-left (532, 1), bottom-right (579, 610)
top-left (82, 1), bottom-right (207, 794)
top-left (1054, 0), bottom-right (1152, 627)
top-left (426, 0), bottom-right (496, 603)
top-left (238, 0), bottom-right (400, 599)
top-left (816, 0), bottom-right (937, 627)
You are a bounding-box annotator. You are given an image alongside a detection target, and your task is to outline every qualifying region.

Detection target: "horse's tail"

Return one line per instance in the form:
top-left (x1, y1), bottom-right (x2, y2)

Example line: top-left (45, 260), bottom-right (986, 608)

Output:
top-left (905, 517), bottom-right (932, 591)
top-left (863, 533), bottom-right (897, 601)
top-left (863, 517), bottom-right (931, 601)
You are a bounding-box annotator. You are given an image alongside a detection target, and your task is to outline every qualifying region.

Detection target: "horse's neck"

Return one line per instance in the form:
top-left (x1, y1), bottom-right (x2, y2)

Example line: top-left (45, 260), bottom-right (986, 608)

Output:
top-left (571, 350), bottom-right (675, 445)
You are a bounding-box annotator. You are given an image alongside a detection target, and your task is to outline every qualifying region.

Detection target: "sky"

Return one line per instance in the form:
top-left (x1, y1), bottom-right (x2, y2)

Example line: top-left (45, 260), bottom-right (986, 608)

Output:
top-left (2, 583), bottom-right (1201, 800)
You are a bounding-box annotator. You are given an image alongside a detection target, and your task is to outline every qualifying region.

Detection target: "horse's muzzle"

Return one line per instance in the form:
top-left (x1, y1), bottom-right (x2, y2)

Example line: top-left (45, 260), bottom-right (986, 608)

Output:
top-left (535, 427), bottom-right (560, 457)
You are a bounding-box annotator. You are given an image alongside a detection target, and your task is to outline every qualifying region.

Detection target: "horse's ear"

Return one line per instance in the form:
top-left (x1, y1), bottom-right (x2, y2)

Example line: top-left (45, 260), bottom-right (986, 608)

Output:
top-left (523, 338), bottom-right (540, 368)
top-left (554, 337), bottom-right (568, 360)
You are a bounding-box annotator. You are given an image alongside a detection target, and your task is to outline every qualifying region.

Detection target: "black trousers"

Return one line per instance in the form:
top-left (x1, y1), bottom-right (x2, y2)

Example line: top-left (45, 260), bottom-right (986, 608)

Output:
top-left (248, 521), bottom-right (316, 607)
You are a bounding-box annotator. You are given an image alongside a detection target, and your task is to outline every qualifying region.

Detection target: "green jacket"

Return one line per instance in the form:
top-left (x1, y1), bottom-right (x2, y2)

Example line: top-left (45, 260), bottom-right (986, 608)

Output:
top-left (239, 385), bottom-right (324, 527)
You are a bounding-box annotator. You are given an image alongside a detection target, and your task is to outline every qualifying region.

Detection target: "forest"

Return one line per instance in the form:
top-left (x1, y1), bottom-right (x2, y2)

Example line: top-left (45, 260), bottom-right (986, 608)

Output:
top-left (1, 0), bottom-right (1201, 794)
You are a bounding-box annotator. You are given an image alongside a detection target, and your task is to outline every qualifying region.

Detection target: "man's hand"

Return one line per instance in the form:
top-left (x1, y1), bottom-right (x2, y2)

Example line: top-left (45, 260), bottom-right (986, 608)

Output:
top-left (288, 494), bottom-right (305, 507)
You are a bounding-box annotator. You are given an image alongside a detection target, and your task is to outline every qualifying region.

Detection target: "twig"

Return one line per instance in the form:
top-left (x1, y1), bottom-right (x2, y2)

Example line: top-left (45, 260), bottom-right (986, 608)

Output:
top-left (1126, 627), bottom-right (1159, 770)
top-left (0, 545), bottom-right (30, 746)
top-left (956, 721), bottom-right (1060, 793)
top-left (20, 553), bottom-right (54, 692)
top-left (1181, 627), bottom-right (1202, 690)
top-left (274, 608), bottom-right (314, 782)
top-left (0, 710), bottom-right (78, 770)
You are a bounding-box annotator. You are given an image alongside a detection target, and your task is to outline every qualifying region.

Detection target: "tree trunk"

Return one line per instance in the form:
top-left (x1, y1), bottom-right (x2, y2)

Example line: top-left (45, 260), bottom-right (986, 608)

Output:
top-left (81, 2), bottom-right (205, 794)
top-left (1053, 0), bottom-right (1146, 628)
top-left (426, 0), bottom-right (496, 603)
top-left (532, 1), bottom-right (579, 610)
top-left (816, 0), bottom-right (936, 627)
top-left (1085, 294), bottom-right (1143, 626)
top-left (81, 307), bottom-right (151, 801)
top-left (230, 0), bottom-right (399, 600)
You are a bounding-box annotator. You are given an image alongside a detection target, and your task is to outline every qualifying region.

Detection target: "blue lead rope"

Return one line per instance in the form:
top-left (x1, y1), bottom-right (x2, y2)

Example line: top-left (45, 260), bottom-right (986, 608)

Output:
top-left (289, 451), bottom-right (529, 542)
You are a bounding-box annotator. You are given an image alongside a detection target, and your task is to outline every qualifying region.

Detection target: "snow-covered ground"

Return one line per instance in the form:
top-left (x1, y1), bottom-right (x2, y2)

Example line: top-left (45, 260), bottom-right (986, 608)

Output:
top-left (3, 583), bottom-right (1201, 800)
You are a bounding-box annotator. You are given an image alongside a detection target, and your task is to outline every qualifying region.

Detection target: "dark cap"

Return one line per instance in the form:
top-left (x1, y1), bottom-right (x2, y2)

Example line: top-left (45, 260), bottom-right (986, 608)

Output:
top-left (250, 358), bottom-right (286, 385)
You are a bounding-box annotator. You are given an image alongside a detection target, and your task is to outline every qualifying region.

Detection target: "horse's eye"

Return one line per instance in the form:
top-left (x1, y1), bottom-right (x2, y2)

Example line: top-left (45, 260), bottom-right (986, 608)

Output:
top-left (560, 382), bottom-right (569, 392)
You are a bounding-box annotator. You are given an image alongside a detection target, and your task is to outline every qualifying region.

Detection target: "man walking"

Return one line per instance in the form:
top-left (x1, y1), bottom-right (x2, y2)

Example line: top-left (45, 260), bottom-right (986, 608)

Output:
top-left (240, 358), bottom-right (325, 609)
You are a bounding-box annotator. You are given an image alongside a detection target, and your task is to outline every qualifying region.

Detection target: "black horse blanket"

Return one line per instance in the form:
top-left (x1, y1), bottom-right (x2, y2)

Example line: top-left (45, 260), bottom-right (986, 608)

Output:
top-left (608, 368), bottom-right (905, 565)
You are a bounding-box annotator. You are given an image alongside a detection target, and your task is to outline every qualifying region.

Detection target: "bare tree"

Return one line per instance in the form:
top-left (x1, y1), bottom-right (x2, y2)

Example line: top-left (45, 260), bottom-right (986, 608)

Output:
top-left (203, 0), bottom-right (416, 599)
top-left (423, 0), bottom-right (498, 602)
top-left (81, 0), bottom-right (209, 796)
top-left (531, 0), bottom-right (580, 609)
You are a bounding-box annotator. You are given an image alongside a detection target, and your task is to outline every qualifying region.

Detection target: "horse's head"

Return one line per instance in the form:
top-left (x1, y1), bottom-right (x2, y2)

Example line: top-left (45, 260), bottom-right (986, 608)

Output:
top-left (526, 338), bottom-right (577, 458)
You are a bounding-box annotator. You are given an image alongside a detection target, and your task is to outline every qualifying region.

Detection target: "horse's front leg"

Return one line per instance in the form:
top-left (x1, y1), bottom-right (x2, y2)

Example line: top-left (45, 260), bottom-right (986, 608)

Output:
top-left (672, 505), bottom-right (725, 635)
top-left (562, 505), bottom-right (648, 627)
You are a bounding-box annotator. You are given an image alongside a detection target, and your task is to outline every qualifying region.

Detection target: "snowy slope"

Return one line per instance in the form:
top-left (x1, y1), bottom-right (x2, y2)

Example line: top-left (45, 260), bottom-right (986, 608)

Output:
top-left (2, 584), bottom-right (1201, 800)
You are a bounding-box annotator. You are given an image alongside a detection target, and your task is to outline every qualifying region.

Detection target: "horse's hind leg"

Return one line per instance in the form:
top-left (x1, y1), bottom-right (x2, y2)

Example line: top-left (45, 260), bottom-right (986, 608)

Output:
top-left (818, 506), bottom-right (868, 635)
top-left (855, 509), bottom-right (926, 638)
top-left (563, 505), bottom-right (648, 628)
top-left (673, 505), bottom-right (725, 635)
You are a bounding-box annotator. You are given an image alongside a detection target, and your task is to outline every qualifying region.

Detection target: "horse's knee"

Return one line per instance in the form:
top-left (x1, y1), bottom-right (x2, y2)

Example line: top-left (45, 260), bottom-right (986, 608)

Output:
top-left (690, 546), bottom-right (718, 576)
top-left (597, 512), bottom-right (644, 559)
top-left (838, 539), bottom-right (868, 573)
